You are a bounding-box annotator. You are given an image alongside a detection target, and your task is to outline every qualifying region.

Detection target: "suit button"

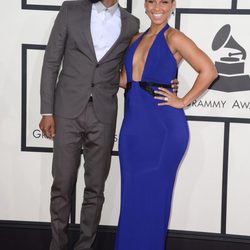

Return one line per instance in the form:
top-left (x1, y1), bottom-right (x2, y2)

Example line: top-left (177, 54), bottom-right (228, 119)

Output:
top-left (96, 63), bottom-right (100, 68)
top-left (91, 83), bottom-right (95, 87)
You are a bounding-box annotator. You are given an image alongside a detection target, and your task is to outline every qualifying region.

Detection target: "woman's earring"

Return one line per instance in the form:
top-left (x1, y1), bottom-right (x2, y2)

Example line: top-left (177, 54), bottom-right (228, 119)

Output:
top-left (172, 10), bottom-right (175, 16)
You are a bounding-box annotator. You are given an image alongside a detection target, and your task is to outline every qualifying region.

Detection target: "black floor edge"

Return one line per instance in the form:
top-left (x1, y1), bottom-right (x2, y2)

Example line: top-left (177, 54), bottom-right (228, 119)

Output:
top-left (1, 220), bottom-right (250, 250)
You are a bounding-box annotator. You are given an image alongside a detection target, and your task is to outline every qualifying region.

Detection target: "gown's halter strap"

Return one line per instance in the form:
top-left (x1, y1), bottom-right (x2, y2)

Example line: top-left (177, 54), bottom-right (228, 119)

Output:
top-left (161, 23), bottom-right (170, 33)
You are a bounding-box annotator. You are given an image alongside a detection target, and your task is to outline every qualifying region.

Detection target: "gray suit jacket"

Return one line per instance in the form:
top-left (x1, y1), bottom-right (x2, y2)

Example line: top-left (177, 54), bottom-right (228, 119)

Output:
top-left (40, 0), bottom-right (139, 123)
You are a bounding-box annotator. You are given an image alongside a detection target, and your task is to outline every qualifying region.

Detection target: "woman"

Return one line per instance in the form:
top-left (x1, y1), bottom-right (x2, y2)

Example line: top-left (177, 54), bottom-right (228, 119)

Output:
top-left (115, 0), bottom-right (218, 249)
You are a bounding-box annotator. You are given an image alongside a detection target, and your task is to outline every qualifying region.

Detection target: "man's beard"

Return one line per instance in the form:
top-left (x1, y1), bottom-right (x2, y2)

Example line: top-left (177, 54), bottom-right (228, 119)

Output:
top-left (89, 0), bottom-right (101, 3)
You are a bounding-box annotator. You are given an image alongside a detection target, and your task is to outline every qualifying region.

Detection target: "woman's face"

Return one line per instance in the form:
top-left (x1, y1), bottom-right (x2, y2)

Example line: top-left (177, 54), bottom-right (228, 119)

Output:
top-left (145, 0), bottom-right (175, 25)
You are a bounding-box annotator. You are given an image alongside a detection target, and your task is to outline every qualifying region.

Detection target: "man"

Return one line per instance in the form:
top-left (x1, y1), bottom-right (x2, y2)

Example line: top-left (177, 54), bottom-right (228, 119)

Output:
top-left (39, 0), bottom-right (177, 249)
top-left (40, 1), bottom-right (139, 249)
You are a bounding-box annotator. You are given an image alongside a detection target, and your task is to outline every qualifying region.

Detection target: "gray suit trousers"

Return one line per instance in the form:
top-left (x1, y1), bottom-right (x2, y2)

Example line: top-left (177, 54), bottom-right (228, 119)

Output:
top-left (50, 101), bottom-right (116, 250)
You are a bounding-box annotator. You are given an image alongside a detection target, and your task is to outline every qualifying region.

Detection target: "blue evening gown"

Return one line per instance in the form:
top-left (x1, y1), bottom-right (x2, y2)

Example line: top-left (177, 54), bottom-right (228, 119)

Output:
top-left (115, 24), bottom-right (189, 250)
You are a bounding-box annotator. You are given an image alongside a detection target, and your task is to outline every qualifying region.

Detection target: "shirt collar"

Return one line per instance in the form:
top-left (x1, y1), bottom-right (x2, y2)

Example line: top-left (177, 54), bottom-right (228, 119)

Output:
top-left (94, 1), bottom-right (119, 15)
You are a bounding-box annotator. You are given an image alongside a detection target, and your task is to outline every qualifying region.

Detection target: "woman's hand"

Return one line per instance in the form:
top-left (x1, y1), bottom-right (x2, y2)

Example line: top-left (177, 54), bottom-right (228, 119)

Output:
top-left (154, 87), bottom-right (185, 109)
top-left (171, 79), bottom-right (179, 95)
top-left (119, 66), bottom-right (127, 89)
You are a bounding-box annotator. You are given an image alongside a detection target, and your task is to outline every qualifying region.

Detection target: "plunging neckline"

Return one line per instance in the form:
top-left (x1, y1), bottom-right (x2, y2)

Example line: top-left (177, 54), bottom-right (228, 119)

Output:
top-left (131, 23), bottom-right (170, 82)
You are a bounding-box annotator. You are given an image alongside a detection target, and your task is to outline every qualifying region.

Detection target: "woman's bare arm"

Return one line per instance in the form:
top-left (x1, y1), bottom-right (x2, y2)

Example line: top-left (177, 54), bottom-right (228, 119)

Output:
top-left (155, 29), bottom-right (218, 108)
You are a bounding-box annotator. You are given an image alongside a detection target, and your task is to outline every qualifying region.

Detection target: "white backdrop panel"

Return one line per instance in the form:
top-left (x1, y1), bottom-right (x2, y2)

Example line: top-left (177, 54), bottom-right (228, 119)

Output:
top-left (227, 123), bottom-right (250, 236)
top-left (27, 0), bottom-right (127, 8)
top-left (0, 0), bottom-right (56, 221)
top-left (0, 151), bottom-right (52, 222)
top-left (113, 89), bottom-right (125, 152)
top-left (100, 156), bottom-right (121, 225)
top-left (27, 0), bottom-right (73, 5)
top-left (237, 0), bottom-right (250, 9)
top-left (178, 14), bottom-right (250, 119)
top-left (176, 0), bottom-right (231, 9)
top-left (169, 121), bottom-right (224, 233)
top-left (75, 158), bottom-right (85, 224)
top-left (26, 50), bottom-right (53, 148)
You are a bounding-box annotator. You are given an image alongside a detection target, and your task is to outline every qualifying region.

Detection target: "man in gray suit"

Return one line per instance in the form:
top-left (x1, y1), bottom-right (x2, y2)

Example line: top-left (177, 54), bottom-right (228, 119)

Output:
top-left (39, 1), bottom-right (139, 249)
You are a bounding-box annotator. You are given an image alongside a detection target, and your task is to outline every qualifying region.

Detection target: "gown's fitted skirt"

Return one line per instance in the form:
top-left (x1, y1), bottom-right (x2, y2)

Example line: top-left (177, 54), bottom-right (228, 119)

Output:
top-left (115, 83), bottom-right (189, 250)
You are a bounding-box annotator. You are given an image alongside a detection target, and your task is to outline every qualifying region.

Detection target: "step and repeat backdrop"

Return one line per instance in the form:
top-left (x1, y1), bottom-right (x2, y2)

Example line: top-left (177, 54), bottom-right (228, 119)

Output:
top-left (0, 0), bottom-right (250, 241)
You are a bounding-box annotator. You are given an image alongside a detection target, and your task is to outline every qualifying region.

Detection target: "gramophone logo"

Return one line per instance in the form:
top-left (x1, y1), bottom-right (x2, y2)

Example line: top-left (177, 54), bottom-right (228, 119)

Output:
top-left (210, 24), bottom-right (250, 92)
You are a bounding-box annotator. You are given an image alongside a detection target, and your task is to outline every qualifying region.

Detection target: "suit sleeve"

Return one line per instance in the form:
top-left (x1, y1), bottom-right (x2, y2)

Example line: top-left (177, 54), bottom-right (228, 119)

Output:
top-left (40, 2), bottom-right (68, 115)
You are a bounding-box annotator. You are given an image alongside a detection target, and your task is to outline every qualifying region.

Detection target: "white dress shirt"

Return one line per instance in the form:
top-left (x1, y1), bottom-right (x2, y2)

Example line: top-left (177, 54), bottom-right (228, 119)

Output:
top-left (42, 2), bottom-right (121, 116)
top-left (91, 2), bottom-right (121, 62)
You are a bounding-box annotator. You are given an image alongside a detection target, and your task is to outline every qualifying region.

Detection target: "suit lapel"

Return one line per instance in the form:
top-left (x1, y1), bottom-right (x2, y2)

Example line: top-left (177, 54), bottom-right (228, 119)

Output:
top-left (98, 5), bottom-right (128, 64)
top-left (78, 0), bottom-right (97, 63)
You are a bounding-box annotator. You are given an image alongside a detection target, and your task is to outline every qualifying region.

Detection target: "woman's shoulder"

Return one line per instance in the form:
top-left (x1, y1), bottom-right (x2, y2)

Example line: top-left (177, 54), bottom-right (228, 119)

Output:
top-left (165, 27), bottom-right (187, 43)
top-left (165, 27), bottom-right (196, 52)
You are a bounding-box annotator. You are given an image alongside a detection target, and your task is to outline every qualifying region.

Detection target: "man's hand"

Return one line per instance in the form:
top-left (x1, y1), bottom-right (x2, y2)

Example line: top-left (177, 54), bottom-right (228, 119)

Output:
top-left (39, 116), bottom-right (56, 139)
top-left (171, 79), bottom-right (179, 95)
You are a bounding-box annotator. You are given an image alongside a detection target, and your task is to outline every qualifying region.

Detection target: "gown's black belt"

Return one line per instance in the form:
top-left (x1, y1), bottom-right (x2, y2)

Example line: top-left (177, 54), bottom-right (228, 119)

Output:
top-left (126, 81), bottom-right (172, 96)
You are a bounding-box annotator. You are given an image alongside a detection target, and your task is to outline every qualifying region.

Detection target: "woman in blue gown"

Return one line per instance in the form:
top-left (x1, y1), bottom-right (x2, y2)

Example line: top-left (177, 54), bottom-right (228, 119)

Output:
top-left (115, 0), bottom-right (218, 249)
